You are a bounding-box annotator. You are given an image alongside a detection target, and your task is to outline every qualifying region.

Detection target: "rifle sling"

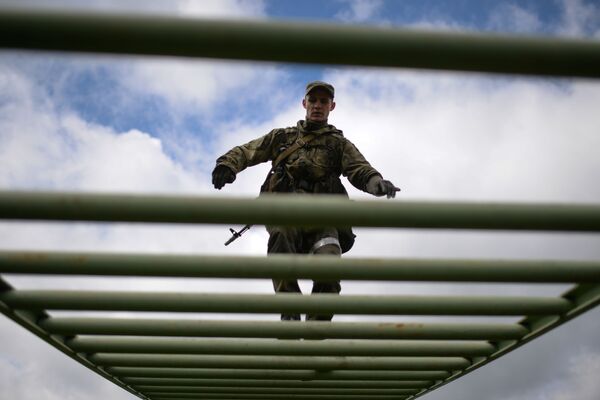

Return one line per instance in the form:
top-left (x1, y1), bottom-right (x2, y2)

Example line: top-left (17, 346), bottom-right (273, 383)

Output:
top-left (270, 133), bottom-right (317, 171)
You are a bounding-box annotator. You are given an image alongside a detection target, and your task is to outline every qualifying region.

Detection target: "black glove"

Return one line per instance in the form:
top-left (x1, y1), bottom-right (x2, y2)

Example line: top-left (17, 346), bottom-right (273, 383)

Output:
top-left (366, 176), bottom-right (400, 199)
top-left (379, 179), bottom-right (400, 199)
top-left (212, 165), bottom-right (236, 189)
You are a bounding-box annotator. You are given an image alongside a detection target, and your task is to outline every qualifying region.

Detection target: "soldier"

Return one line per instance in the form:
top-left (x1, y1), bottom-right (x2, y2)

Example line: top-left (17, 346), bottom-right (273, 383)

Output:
top-left (212, 80), bottom-right (399, 321)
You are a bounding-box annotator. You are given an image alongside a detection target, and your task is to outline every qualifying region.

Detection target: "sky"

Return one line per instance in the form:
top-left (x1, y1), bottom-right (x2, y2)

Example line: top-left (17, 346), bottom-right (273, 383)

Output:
top-left (0, 0), bottom-right (599, 399)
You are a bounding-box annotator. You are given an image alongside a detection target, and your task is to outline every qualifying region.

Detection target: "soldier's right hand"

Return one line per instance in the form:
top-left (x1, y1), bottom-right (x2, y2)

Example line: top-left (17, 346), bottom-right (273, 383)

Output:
top-left (212, 165), bottom-right (236, 189)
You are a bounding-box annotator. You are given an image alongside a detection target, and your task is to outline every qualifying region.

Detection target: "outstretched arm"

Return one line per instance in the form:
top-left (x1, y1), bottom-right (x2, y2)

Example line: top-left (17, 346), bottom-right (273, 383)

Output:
top-left (212, 129), bottom-right (281, 190)
top-left (341, 138), bottom-right (400, 198)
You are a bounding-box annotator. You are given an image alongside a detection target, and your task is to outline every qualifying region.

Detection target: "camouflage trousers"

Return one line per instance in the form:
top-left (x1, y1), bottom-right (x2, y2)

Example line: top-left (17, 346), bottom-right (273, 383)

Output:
top-left (267, 225), bottom-right (341, 321)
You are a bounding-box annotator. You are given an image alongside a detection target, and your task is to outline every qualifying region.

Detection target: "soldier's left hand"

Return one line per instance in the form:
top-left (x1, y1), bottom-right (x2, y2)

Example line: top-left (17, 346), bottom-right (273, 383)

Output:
top-left (367, 176), bottom-right (400, 199)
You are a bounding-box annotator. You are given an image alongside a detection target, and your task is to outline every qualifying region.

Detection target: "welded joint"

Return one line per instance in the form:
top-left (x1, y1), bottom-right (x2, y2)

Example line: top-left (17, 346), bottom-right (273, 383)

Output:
top-left (519, 315), bottom-right (559, 336)
top-left (470, 356), bottom-right (488, 365)
top-left (407, 388), bottom-right (428, 400)
top-left (55, 333), bottom-right (76, 345)
top-left (563, 284), bottom-right (600, 311)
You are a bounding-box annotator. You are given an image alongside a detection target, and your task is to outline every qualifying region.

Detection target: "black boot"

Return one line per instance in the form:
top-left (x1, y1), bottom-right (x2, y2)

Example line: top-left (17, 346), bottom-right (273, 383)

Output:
top-left (281, 314), bottom-right (301, 321)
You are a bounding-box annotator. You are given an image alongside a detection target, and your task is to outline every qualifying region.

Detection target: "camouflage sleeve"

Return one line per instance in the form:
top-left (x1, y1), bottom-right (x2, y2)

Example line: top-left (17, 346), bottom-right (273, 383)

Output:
top-left (341, 138), bottom-right (382, 191)
top-left (215, 129), bottom-right (281, 174)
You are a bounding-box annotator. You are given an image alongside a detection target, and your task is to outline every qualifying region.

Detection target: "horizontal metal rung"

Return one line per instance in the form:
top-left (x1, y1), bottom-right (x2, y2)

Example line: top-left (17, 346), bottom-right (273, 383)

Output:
top-left (40, 317), bottom-right (529, 340)
top-left (106, 367), bottom-right (451, 381)
top-left (1, 10), bottom-right (600, 78)
top-left (148, 395), bottom-right (410, 400)
top-left (2, 251), bottom-right (599, 283)
top-left (1, 191), bottom-right (600, 231)
top-left (1, 290), bottom-right (572, 315)
top-left (67, 337), bottom-right (495, 357)
top-left (122, 377), bottom-right (432, 388)
top-left (88, 353), bottom-right (470, 370)
top-left (137, 386), bottom-right (420, 395)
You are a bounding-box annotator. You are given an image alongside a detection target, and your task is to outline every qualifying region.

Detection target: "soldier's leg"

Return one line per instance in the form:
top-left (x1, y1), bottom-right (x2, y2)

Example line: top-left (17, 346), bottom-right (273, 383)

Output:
top-left (267, 226), bottom-right (302, 321)
top-left (306, 229), bottom-right (342, 322)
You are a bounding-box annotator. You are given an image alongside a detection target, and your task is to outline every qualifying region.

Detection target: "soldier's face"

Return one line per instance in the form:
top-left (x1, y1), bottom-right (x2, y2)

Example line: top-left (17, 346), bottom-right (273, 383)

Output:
top-left (303, 88), bottom-right (336, 123)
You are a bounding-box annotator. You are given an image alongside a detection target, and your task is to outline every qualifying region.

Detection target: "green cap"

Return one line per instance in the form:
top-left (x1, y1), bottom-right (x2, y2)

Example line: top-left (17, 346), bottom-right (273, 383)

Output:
top-left (305, 80), bottom-right (335, 98)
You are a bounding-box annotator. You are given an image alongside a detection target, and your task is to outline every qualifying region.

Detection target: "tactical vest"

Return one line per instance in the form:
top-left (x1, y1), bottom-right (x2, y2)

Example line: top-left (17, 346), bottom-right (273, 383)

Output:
top-left (259, 126), bottom-right (356, 253)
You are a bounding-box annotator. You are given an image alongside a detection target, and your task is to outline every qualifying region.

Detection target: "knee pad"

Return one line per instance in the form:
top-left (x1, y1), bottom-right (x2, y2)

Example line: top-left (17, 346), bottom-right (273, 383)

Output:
top-left (310, 237), bottom-right (341, 255)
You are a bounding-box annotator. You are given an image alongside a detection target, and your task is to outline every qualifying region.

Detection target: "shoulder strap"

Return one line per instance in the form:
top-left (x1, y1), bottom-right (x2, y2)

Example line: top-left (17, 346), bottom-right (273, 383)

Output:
top-left (270, 133), bottom-right (318, 170)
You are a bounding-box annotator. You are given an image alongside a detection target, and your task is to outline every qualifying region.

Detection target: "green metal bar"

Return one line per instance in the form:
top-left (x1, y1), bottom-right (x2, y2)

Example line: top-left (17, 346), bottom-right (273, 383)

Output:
top-left (138, 387), bottom-right (420, 395)
top-left (68, 337), bottom-right (495, 357)
top-left (2, 251), bottom-right (599, 283)
top-left (406, 283), bottom-right (600, 399)
top-left (123, 378), bottom-right (432, 388)
top-left (2, 191), bottom-right (600, 231)
top-left (0, 279), bottom-right (148, 400)
top-left (1, 9), bottom-right (600, 78)
top-left (107, 367), bottom-right (451, 381)
top-left (40, 317), bottom-right (528, 340)
top-left (1, 290), bottom-right (571, 316)
top-left (150, 395), bottom-right (408, 400)
top-left (88, 353), bottom-right (470, 370)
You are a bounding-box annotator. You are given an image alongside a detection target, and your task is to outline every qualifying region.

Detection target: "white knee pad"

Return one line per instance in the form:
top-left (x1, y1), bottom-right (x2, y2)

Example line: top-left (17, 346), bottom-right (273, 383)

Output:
top-left (310, 237), bottom-right (341, 254)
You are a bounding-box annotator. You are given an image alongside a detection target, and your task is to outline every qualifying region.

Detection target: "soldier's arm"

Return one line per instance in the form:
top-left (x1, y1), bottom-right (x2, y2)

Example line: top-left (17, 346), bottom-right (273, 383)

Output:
top-left (341, 138), bottom-right (400, 198)
top-left (216, 129), bottom-right (281, 174)
top-left (340, 138), bottom-right (382, 192)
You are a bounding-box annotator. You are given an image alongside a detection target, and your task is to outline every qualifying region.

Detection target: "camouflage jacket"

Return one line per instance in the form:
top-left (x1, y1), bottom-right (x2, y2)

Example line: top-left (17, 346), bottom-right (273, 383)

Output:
top-left (216, 120), bottom-right (382, 195)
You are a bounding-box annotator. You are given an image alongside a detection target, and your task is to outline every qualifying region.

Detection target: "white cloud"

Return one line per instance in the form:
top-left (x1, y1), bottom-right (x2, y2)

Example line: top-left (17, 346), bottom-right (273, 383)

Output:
top-left (548, 352), bottom-right (600, 400)
top-left (557, 0), bottom-right (600, 37)
top-left (489, 3), bottom-right (543, 33)
top-left (175, 0), bottom-right (266, 19)
top-left (335, 0), bottom-right (384, 23)
top-left (120, 59), bottom-right (285, 114)
top-left (324, 70), bottom-right (600, 204)
top-left (494, 350), bottom-right (600, 400)
top-left (0, 0), bottom-right (266, 18)
top-left (0, 67), bottom-right (200, 193)
top-left (486, 0), bottom-right (600, 37)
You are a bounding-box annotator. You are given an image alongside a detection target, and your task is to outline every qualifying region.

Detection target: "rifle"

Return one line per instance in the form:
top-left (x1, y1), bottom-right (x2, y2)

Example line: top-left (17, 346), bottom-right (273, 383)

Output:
top-left (224, 224), bottom-right (252, 246)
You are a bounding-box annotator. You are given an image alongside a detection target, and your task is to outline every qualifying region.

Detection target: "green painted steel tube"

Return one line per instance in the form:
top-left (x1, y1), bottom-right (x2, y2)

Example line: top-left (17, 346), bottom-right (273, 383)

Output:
top-left (150, 395), bottom-right (407, 400)
top-left (68, 337), bottom-right (495, 357)
top-left (1, 290), bottom-right (571, 315)
top-left (2, 251), bottom-right (599, 283)
top-left (1, 10), bottom-right (600, 78)
top-left (88, 353), bottom-right (470, 370)
top-left (138, 387), bottom-right (420, 395)
top-left (123, 378), bottom-right (431, 389)
top-left (40, 317), bottom-right (528, 340)
top-left (107, 367), bottom-right (450, 381)
top-left (2, 191), bottom-right (600, 231)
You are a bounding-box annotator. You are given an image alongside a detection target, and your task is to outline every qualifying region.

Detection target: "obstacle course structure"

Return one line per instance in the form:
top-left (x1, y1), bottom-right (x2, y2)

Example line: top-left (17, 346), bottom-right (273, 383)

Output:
top-left (1, 8), bottom-right (600, 400)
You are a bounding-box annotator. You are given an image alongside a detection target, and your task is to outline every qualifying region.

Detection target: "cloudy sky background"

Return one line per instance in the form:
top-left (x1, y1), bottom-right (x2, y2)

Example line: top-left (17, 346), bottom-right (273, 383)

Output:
top-left (0, 0), bottom-right (599, 399)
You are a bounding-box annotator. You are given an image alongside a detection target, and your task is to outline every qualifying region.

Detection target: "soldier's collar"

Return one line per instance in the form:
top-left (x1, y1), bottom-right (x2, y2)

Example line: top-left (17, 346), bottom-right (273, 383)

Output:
top-left (298, 120), bottom-right (338, 136)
